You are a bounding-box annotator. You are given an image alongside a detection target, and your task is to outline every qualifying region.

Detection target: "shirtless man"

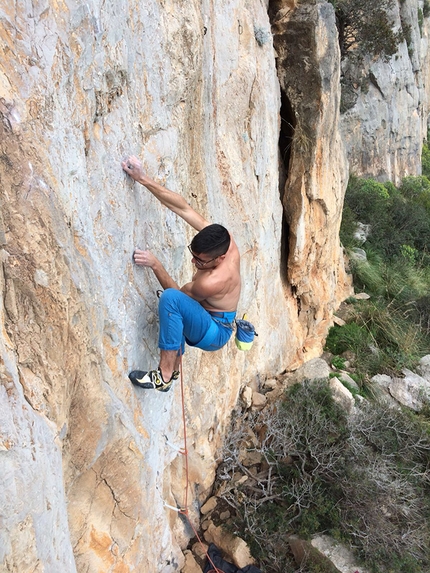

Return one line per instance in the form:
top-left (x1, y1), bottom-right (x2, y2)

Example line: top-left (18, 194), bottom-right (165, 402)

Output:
top-left (122, 155), bottom-right (241, 392)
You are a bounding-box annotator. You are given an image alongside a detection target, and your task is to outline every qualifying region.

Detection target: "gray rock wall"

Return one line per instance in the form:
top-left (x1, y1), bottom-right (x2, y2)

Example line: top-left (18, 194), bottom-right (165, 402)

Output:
top-left (0, 1), bottom-right (346, 570)
top-left (340, 0), bottom-right (430, 183)
top-left (3, 0), bottom-right (428, 571)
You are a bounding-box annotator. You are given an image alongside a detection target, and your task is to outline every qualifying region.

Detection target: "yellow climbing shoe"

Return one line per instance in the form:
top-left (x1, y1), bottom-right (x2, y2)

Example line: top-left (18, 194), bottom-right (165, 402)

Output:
top-left (128, 368), bottom-right (179, 392)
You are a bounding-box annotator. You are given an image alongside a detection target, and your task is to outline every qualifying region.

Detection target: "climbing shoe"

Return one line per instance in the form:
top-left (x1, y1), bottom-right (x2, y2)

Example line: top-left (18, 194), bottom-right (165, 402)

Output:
top-left (128, 368), bottom-right (179, 392)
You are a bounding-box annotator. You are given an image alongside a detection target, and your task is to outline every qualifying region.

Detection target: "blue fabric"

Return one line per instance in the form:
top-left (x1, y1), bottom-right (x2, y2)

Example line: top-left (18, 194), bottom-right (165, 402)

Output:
top-left (235, 319), bottom-right (256, 343)
top-left (158, 289), bottom-right (236, 354)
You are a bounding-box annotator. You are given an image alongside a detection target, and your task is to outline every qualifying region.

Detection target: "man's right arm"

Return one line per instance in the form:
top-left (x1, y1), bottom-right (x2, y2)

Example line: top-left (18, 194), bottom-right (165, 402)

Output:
top-left (133, 249), bottom-right (179, 290)
top-left (122, 155), bottom-right (209, 231)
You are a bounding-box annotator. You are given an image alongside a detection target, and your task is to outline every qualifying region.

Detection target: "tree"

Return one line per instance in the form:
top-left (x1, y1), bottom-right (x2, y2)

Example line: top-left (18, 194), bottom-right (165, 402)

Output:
top-left (330, 0), bottom-right (403, 62)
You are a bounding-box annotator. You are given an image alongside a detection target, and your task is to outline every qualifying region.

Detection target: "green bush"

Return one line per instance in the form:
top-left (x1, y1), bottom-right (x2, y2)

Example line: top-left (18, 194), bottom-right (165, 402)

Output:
top-left (326, 321), bottom-right (371, 355)
top-left (400, 175), bottom-right (430, 213)
top-left (342, 176), bottom-right (430, 258)
top-left (330, 0), bottom-right (404, 111)
top-left (344, 176), bottom-right (390, 212)
top-left (330, 0), bottom-right (403, 61)
top-left (330, 355), bottom-right (346, 369)
top-left (422, 142), bottom-right (430, 177)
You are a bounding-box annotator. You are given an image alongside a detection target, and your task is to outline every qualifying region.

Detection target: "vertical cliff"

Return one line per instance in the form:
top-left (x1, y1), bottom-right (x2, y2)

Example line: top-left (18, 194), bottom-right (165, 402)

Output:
top-left (3, 0), bottom-right (426, 571)
top-left (340, 0), bottom-right (430, 182)
top-left (269, 0), bottom-right (350, 357)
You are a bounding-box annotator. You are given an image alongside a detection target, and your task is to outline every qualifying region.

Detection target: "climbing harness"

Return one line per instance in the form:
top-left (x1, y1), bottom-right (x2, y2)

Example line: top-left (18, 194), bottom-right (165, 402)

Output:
top-left (155, 291), bottom-right (257, 352)
top-left (163, 353), bottom-right (227, 573)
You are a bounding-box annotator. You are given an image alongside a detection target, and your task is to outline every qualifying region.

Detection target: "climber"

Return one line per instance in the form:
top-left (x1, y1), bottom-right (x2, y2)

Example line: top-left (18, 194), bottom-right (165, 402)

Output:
top-left (122, 155), bottom-right (241, 392)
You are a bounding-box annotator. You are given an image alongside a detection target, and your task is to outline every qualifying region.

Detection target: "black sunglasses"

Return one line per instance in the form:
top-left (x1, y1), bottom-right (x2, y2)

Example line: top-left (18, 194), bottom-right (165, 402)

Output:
top-left (187, 244), bottom-right (219, 266)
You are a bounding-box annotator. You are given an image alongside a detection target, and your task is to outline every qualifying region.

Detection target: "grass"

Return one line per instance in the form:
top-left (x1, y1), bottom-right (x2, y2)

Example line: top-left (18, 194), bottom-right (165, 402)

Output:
top-left (330, 175), bottom-right (430, 390)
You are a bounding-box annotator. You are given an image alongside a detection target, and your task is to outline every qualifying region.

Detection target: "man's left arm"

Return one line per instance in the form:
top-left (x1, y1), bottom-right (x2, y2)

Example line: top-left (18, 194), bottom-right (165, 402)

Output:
top-left (123, 156), bottom-right (209, 231)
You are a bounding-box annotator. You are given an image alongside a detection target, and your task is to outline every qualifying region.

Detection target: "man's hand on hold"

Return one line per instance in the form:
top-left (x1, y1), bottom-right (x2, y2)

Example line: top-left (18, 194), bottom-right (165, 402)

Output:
top-left (133, 249), bottom-right (158, 269)
top-left (122, 155), bottom-right (146, 183)
top-left (133, 249), bottom-right (180, 290)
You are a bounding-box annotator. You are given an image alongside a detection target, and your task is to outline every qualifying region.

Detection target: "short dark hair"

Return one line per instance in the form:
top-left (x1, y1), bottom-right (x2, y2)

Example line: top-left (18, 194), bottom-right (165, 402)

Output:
top-left (190, 224), bottom-right (231, 257)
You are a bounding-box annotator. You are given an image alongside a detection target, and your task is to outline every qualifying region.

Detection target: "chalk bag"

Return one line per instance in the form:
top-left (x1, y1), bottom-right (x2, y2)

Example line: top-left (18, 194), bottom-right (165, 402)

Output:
top-left (235, 319), bottom-right (258, 351)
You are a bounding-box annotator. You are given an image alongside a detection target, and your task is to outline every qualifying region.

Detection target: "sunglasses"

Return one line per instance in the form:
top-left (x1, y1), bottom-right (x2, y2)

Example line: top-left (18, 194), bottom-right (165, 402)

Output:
top-left (187, 244), bottom-right (219, 267)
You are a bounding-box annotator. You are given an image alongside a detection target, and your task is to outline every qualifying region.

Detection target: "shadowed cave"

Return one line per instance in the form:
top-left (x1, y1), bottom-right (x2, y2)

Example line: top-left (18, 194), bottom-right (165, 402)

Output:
top-left (278, 88), bottom-right (296, 281)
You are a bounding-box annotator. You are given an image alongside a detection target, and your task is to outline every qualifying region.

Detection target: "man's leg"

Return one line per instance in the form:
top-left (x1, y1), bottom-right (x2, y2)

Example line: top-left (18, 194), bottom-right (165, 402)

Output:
top-left (129, 289), bottom-right (212, 391)
top-left (158, 288), bottom-right (215, 352)
top-left (159, 349), bottom-right (180, 383)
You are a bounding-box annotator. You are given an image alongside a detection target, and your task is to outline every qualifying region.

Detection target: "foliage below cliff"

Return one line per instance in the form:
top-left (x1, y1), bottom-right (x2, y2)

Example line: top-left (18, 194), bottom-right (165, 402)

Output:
top-left (213, 175), bottom-right (430, 573)
top-left (333, 175), bottom-right (430, 382)
top-left (216, 381), bottom-right (430, 573)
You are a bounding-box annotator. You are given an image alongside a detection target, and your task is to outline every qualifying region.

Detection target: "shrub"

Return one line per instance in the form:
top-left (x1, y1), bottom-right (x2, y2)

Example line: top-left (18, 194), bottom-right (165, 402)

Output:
top-left (400, 244), bottom-right (418, 264)
top-left (342, 176), bottom-right (430, 258)
top-left (331, 355), bottom-right (346, 369)
top-left (330, 0), bottom-right (404, 111)
top-left (326, 321), bottom-right (372, 356)
top-left (217, 382), bottom-right (430, 573)
top-left (422, 142), bottom-right (430, 178)
top-left (400, 175), bottom-right (430, 213)
top-left (341, 177), bottom-right (393, 252)
top-left (330, 0), bottom-right (403, 61)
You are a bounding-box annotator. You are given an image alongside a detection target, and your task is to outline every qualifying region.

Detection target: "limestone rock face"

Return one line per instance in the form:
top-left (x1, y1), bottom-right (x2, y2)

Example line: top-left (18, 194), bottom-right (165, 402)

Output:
top-left (340, 0), bottom-right (430, 183)
top-left (2, 0), bottom-right (417, 571)
top-left (270, 0), bottom-right (352, 359)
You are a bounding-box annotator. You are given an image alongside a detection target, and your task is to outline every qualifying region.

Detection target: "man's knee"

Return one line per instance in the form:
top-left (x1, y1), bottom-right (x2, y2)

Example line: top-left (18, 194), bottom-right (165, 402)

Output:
top-left (159, 288), bottom-right (181, 312)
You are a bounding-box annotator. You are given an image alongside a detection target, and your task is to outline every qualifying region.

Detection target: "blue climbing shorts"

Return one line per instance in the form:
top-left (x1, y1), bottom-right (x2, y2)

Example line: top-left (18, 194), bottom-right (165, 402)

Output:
top-left (158, 288), bottom-right (236, 354)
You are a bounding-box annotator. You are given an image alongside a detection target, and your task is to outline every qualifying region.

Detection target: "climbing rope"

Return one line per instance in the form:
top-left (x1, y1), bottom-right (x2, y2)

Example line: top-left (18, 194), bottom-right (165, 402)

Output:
top-left (166, 353), bottom-right (225, 573)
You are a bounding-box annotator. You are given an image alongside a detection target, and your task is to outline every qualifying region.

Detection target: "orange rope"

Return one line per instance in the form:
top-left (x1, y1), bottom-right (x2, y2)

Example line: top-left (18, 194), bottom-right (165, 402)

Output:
top-left (179, 352), bottom-right (189, 512)
top-left (176, 353), bottom-right (225, 573)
